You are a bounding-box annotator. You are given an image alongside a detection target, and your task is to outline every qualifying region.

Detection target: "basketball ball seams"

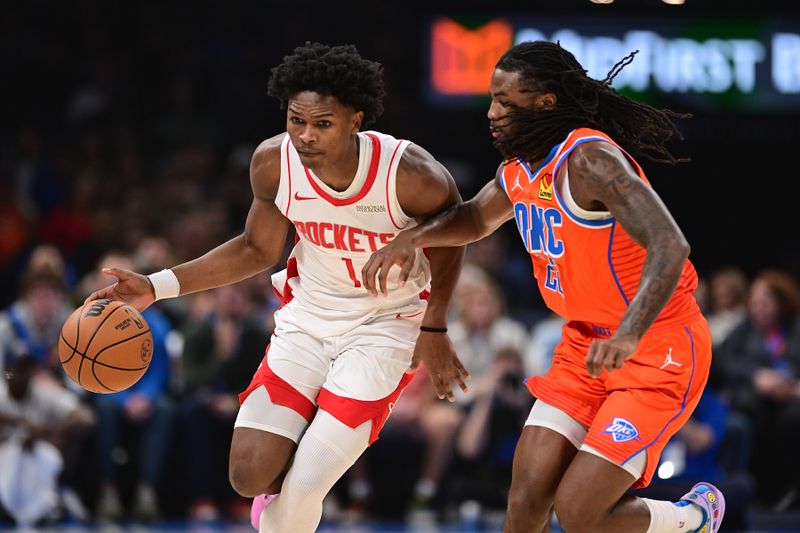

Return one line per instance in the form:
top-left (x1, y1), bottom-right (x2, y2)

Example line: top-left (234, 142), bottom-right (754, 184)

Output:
top-left (59, 332), bottom-right (80, 364)
top-left (60, 300), bottom-right (154, 394)
top-left (86, 376), bottom-right (115, 393)
top-left (82, 303), bottom-right (129, 359)
top-left (77, 304), bottom-right (128, 386)
top-left (92, 328), bottom-right (152, 367)
top-left (62, 330), bottom-right (152, 369)
top-left (59, 307), bottom-right (84, 365)
top-left (88, 330), bottom-right (151, 391)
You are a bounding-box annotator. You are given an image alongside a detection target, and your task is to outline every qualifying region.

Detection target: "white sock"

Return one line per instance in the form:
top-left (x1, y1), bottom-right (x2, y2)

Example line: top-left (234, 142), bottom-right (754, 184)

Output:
top-left (643, 498), bottom-right (704, 533)
top-left (261, 410), bottom-right (370, 533)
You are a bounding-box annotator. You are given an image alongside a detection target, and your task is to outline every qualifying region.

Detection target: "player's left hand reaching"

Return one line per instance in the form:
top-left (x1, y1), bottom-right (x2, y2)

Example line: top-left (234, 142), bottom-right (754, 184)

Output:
top-left (412, 331), bottom-right (470, 402)
top-left (585, 334), bottom-right (639, 378)
top-left (362, 231), bottom-right (417, 296)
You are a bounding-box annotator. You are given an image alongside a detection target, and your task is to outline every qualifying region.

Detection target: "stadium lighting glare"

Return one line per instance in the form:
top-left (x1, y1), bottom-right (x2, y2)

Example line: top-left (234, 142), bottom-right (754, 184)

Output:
top-left (658, 461), bottom-right (676, 479)
top-left (589, 0), bottom-right (614, 4)
top-left (662, 0), bottom-right (686, 4)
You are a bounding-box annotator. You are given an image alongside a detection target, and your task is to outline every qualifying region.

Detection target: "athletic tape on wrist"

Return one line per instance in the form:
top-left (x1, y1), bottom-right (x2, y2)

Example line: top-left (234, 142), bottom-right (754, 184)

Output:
top-left (147, 269), bottom-right (180, 300)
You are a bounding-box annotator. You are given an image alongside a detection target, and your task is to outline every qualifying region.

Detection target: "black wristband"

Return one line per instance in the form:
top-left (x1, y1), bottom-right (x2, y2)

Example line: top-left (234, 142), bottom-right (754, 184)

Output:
top-left (420, 325), bottom-right (448, 333)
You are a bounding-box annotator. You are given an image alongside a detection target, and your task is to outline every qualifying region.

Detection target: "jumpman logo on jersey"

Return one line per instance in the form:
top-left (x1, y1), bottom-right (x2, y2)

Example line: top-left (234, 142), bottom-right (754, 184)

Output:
top-left (512, 173), bottom-right (524, 191)
top-left (660, 347), bottom-right (682, 370)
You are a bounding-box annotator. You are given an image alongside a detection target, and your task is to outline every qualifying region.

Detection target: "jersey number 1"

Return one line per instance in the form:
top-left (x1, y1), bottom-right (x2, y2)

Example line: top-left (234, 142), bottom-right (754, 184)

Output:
top-left (341, 257), bottom-right (362, 288)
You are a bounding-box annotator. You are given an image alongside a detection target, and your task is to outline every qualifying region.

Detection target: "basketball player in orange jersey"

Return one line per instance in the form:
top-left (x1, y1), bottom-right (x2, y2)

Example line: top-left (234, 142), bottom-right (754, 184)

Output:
top-left (363, 41), bottom-right (724, 533)
top-left (84, 42), bottom-right (470, 532)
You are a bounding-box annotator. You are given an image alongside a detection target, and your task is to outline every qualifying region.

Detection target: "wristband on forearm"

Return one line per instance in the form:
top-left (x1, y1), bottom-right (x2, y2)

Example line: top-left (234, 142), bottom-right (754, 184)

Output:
top-left (420, 325), bottom-right (448, 333)
top-left (147, 269), bottom-right (181, 300)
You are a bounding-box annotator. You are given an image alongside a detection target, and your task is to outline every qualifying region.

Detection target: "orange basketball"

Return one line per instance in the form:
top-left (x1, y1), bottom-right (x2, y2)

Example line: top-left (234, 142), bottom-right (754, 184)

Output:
top-left (58, 299), bottom-right (153, 394)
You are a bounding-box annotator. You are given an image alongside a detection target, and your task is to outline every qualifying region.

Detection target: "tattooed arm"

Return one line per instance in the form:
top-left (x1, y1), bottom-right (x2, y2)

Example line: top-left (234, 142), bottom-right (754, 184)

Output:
top-left (568, 140), bottom-right (690, 377)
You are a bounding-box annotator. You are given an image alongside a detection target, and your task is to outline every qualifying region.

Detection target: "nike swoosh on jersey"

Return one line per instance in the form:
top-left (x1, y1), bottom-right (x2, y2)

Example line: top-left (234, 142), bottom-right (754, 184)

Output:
top-left (294, 192), bottom-right (317, 201)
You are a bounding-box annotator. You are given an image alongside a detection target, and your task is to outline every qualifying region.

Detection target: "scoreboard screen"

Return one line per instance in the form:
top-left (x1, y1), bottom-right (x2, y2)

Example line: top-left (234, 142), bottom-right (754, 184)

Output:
top-left (426, 15), bottom-right (800, 112)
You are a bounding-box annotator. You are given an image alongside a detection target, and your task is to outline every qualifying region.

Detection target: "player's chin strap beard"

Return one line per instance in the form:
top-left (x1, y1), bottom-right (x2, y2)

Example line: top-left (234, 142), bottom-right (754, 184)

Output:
top-left (493, 108), bottom-right (577, 165)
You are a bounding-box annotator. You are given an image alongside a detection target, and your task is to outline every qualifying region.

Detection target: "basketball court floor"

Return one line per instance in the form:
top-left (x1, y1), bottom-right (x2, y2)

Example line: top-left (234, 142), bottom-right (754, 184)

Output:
top-left (2, 514), bottom-right (799, 532)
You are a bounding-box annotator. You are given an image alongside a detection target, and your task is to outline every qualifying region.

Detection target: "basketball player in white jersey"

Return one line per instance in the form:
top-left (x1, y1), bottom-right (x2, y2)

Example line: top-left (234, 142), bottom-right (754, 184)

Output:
top-left (84, 42), bottom-right (470, 532)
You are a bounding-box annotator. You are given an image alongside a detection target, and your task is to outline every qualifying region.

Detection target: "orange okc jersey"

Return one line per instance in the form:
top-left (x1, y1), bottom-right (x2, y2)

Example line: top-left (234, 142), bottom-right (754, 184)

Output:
top-left (500, 128), bottom-right (700, 329)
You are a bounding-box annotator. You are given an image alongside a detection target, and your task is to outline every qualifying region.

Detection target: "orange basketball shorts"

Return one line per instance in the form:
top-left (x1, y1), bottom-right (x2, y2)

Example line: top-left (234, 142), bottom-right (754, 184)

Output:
top-left (526, 315), bottom-right (711, 487)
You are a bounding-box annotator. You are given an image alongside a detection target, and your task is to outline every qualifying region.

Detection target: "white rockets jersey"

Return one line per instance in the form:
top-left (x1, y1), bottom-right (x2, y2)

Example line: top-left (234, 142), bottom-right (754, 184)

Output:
top-left (271, 130), bottom-right (432, 314)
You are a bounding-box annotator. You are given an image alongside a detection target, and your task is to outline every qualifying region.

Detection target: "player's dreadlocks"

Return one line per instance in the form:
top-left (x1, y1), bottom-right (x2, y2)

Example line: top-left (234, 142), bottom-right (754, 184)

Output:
top-left (494, 41), bottom-right (691, 164)
top-left (268, 42), bottom-right (385, 127)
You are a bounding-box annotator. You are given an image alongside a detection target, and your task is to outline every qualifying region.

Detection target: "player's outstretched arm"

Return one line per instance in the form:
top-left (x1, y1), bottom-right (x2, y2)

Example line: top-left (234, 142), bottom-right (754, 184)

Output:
top-left (362, 163), bottom-right (513, 296)
top-left (83, 267), bottom-right (158, 310)
top-left (380, 145), bottom-right (469, 401)
top-left (85, 136), bottom-right (291, 311)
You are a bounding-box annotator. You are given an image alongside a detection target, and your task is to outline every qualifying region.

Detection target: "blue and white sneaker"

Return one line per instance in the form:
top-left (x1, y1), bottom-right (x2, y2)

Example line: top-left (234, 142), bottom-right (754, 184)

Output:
top-left (680, 482), bottom-right (726, 533)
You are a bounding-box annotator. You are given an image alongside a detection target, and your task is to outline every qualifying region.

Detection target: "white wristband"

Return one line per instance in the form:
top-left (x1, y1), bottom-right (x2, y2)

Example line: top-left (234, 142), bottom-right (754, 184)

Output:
top-left (147, 269), bottom-right (181, 300)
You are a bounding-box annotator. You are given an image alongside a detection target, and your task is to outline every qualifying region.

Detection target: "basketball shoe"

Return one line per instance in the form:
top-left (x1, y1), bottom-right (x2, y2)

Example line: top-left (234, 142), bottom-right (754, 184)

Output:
top-left (250, 494), bottom-right (277, 530)
top-left (680, 482), bottom-right (726, 533)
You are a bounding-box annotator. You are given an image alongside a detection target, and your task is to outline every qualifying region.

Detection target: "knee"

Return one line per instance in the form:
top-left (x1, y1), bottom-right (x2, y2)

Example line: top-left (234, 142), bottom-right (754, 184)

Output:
top-left (507, 479), bottom-right (553, 519)
top-left (229, 436), bottom-right (291, 497)
top-left (229, 456), bottom-right (288, 497)
top-left (553, 487), bottom-right (594, 533)
top-left (229, 427), bottom-right (299, 497)
top-left (229, 458), bottom-right (266, 497)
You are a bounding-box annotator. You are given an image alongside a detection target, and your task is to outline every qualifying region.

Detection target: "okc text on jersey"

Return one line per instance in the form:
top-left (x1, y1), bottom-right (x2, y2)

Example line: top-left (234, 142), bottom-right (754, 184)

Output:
top-left (513, 203), bottom-right (564, 258)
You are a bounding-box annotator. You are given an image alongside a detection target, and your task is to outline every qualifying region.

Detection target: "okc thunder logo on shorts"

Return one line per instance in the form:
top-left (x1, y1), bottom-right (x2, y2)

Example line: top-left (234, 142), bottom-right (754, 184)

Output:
top-left (603, 417), bottom-right (640, 443)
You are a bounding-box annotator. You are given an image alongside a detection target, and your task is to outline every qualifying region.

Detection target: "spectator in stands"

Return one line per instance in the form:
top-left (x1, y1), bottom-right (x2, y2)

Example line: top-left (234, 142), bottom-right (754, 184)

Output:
top-left (0, 256), bottom-right (72, 376)
top-left (447, 347), bottom-right (534, 527)
top-left (449, 265), bottom-right (529, 406)
top-left (715, 268), bottom-right (800, 509)
top-left (79, 252), bottom-right (175, 521)
top-left (179, 282), bottom-right (270, 522)
top-left (706, 266), bottom-right (749, 347)
top-left (0, 349), bottom-right (96, 526)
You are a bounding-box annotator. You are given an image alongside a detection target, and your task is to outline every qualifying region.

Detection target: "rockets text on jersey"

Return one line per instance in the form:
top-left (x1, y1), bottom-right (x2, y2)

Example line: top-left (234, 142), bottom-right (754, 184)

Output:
top-left (272, 131), bottom-right (432, 312)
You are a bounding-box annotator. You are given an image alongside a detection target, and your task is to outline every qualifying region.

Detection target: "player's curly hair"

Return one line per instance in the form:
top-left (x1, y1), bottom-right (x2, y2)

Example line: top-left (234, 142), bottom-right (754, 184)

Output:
top-left (268, 42), bottom-right (385, 127)
top-left (494, 40), bottom-right (691, 164)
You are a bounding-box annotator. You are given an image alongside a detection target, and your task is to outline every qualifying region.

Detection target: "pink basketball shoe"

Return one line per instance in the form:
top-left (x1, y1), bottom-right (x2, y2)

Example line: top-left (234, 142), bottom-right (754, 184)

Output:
top-left (250, 494), bottom-right (277, 530)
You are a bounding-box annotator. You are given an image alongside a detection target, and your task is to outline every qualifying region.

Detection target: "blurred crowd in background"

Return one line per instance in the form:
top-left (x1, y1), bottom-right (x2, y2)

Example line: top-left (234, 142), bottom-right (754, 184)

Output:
top-left (3, 202), bottom-right (800, 532)
top-left (2, 2), bottom-right (800, 532)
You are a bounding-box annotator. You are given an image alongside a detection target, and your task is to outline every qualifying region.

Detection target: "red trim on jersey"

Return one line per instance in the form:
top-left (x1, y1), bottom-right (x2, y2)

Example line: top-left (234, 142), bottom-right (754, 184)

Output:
top-left (238, 344), bottom-right (316, 422)
top-left (303, 133), bottom-right (381, 206)
top-left (419, 289), bottom-right (430, 300)
top-left (385, 141), bottom-right (405, 229)
top-left (285, 139), bottom-right (293, 217)
top-left (272, 256), bottom-right (299, 310)
top-left (317, 372), bottom-right (415, 444)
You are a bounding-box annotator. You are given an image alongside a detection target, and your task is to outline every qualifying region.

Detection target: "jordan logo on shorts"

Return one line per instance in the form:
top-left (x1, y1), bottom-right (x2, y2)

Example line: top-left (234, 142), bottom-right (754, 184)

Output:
top-left (660, 347), bottom-right (682, 370)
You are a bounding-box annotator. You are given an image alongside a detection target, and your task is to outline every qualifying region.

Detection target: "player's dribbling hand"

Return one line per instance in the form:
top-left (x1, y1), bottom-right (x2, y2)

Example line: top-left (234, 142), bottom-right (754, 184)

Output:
top-left (362, 231), bottom-right (417, 296)
top-left (412, 332), bottom-right (470, 402)
top-left (83, 267), bottom-right (156, 312)
top-left (585, 335), bottom-right (638, 378)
